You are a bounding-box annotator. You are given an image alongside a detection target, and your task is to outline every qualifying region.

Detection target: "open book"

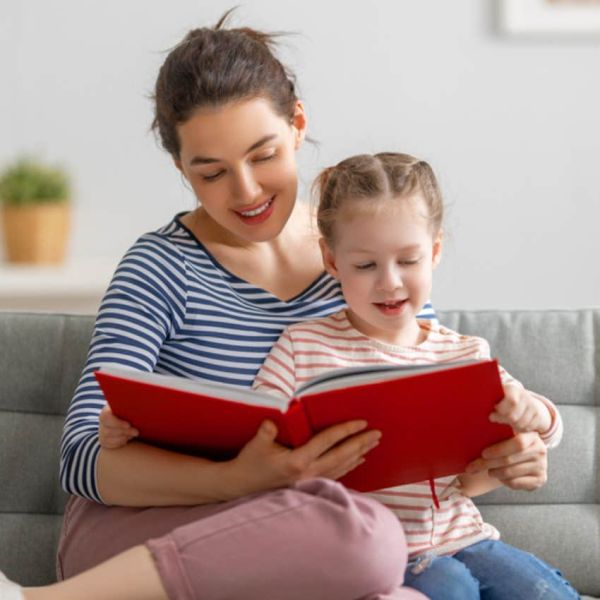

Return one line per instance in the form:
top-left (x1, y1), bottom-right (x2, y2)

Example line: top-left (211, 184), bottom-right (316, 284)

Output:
top-left (95, 359), bottom-right (513, 492)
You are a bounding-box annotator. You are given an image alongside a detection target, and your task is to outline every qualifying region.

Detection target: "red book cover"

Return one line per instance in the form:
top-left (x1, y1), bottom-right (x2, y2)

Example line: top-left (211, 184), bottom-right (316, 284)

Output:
top-left (299, 360), bottom-right (512, 491)
top-left (95, 359), bottom-right (513, 490)
top-left (95, 373), bottom-right (312, 458)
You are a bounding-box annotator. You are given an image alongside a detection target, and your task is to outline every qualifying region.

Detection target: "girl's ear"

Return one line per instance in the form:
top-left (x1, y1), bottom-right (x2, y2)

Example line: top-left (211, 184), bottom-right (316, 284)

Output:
top-left (319, 237), bottom-right (339, 279)
top-left (432, 230), bottom-right (443, 268)
top-left (291, 100), bottom-right (307, 149)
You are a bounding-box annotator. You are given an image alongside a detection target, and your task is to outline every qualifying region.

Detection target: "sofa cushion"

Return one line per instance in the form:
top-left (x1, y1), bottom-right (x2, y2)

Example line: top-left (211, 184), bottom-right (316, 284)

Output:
top-left (0, 309), bottom-right (598, 596)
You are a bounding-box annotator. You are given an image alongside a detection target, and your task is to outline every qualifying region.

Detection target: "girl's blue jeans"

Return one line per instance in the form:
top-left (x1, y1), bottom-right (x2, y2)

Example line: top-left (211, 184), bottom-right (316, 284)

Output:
top-left (404, 539), bottom-right (580, 600)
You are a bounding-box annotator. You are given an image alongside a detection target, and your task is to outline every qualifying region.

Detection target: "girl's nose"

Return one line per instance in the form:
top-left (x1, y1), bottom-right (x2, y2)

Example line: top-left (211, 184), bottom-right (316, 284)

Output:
top-left (377, 266), bottom-right (403, 292)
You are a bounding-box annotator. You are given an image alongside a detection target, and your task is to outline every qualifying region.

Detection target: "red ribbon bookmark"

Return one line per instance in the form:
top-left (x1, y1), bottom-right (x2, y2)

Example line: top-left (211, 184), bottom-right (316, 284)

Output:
top-left (429, 478), bottom-right (440, 509)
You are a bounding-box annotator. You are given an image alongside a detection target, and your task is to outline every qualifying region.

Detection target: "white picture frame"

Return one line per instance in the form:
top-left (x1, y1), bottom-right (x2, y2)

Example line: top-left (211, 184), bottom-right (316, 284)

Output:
top-left (499, 0), bottom-right (600, 36)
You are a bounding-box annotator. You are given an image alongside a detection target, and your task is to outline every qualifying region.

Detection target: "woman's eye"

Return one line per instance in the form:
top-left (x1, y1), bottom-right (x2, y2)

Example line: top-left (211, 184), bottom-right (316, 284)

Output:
top-left (253, 151), bottom-right (277, 163)
top-left (201, 170), bottom-right (225, 182)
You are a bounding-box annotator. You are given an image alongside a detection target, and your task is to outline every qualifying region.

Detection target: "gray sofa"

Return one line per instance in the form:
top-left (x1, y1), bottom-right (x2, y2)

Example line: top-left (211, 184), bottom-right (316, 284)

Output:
top-left (0, 309), bottom-right (598, 597)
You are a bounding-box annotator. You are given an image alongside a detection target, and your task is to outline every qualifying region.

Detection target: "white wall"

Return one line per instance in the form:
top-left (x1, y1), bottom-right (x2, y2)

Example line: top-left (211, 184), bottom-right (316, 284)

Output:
top-left (2, 0), bottom-right (599, 310)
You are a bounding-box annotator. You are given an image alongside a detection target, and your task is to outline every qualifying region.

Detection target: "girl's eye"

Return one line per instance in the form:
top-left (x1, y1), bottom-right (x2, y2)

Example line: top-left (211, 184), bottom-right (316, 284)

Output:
top-left (399, 259), bottom-right (420, 266)
top-left (201, 170), bottom-right (225, 182)
top-left (355, 263), bottom-right (375, 271)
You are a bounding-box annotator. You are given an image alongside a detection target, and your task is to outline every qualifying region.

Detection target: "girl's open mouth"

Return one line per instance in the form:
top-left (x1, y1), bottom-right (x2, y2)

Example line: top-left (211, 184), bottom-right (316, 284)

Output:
top-left (373, 299), bottom-right (408, 315)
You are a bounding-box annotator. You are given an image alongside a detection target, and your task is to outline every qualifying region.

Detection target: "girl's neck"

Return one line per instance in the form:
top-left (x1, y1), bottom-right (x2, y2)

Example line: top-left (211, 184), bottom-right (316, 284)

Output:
top-left (345, 311), bottom-right (427, 348)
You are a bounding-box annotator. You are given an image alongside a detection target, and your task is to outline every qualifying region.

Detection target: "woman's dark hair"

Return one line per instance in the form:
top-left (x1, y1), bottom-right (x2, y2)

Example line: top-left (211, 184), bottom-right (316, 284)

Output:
top-left (151, 9), bottom-right (298, 158)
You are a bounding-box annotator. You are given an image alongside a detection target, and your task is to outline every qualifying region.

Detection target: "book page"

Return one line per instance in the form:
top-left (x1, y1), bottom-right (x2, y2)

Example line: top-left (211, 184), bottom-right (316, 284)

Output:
top-left (296, 360), bottom-right (480, 397)
top-left (98, 367), bottom-right (290, 411)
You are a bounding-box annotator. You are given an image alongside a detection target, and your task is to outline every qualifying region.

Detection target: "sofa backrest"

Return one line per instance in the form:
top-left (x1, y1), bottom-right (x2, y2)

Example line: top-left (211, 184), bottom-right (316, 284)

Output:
top-left (0, 313), bottom-right (94, 585)
top-left (0, 309), bottom-right (598, 594)
top-left (439, 309), bottom-right (599, 596)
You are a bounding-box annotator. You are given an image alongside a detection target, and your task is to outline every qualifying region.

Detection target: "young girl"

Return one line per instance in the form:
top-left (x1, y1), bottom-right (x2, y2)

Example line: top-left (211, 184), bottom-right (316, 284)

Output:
top-left (251, 152), bottom-right (580, 600)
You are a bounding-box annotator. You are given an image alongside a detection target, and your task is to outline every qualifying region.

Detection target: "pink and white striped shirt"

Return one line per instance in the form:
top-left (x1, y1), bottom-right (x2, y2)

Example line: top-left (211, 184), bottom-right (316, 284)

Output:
top-left (253, 310), bottom-right (562, 558)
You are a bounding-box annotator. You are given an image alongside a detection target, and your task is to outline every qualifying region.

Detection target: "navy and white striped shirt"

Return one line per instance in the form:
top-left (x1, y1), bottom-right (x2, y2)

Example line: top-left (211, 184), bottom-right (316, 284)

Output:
top-left (60, 213), bottom-right (436, 502)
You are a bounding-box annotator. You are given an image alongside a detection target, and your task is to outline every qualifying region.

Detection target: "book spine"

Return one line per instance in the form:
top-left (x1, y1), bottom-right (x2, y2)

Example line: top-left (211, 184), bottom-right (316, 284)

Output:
top-left (277, 400), bottom-right (313, 447)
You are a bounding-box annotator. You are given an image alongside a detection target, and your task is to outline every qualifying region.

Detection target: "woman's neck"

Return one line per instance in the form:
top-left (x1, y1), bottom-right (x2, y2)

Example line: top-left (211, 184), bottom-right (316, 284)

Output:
top-left (181, 201), bottom-right (324, 301)
top-left (184, 199), bottom-right (315, 252)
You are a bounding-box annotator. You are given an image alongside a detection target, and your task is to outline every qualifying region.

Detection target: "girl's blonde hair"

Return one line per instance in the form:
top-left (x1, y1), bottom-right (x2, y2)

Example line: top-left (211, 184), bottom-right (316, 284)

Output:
top-left (314, 152), bottom-right (443, 245)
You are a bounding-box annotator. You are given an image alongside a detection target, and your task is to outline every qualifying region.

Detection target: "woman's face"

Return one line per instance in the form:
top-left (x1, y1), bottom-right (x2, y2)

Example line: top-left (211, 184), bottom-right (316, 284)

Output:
top-left (175, 97), bottom-right (306, 244)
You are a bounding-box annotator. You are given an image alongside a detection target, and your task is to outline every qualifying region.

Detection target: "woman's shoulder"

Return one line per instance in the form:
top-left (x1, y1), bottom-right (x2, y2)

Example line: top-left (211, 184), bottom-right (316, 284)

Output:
top-left (120, 213), bottom-right (193, 262)
top-left (110, 214), bottom-right (193, 289)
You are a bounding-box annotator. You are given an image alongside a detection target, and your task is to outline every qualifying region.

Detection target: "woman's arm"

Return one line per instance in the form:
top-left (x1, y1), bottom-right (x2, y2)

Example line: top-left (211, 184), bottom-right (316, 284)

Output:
top-left (97, 418), bottom-right (382, 506)
top-left (60, 234), bottom-right (188, 502)
top-left (97, 442), bottom-right (228, 506)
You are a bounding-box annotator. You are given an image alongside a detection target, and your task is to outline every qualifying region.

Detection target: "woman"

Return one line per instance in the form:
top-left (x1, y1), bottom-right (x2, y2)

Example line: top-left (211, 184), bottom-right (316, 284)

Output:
top-left (0, 13), bottom-right (548, 600)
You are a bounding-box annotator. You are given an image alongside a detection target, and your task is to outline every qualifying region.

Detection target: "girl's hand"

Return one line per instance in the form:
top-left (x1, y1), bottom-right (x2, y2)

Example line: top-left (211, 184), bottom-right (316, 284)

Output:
top-left (465, 431), bottom-right (547, 491)
top-left (221, 419), bottom-right (381, 499)
top-left (489, 384), bottom-right (551, 434)
top-left (98, 405), bottom-right (139, 449)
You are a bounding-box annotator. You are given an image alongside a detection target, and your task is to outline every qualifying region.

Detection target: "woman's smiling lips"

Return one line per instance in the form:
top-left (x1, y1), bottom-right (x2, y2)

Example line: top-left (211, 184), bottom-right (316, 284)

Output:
top-left (233, 196), bottom-right (275, 225)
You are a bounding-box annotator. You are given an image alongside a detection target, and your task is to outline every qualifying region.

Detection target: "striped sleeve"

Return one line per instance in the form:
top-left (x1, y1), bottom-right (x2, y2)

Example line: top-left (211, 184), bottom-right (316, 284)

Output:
top-left (476, 338), bottom-right (563, 448)
top-left (59, 234), bottom-right (188, 502)
top-left (252, 329), bottom-right (297, 400)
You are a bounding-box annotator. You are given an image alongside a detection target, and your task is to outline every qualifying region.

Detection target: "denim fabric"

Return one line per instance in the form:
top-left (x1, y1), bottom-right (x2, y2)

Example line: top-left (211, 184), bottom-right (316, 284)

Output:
top-left (404, 540), bottom-right (580, 600)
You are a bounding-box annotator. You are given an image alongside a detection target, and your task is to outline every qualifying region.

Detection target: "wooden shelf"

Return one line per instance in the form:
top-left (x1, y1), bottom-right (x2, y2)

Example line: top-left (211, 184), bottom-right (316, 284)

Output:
top-left (0, 259), bottom-right (117, 313)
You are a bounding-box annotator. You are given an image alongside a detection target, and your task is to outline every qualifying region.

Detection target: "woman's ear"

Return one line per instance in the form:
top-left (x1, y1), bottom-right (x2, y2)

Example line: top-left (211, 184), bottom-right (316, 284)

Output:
top-left (319, 237), bottom-right (339, 279)
top-left (291, 100), bottom-right (307, 149)
top-left (174, 158), bottom-right (185, 176)
top-left (432, 230), bottom-right (444, 268)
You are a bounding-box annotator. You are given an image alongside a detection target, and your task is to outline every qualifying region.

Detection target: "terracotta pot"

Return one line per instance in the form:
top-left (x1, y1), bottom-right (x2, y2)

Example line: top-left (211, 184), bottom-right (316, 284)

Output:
top-left (1, 202), bottom-right (71, 264)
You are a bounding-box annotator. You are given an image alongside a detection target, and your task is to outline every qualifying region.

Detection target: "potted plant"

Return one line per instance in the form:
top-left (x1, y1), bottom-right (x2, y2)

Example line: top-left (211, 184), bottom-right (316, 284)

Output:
top-left (0, 157), bottom-right (71, 264)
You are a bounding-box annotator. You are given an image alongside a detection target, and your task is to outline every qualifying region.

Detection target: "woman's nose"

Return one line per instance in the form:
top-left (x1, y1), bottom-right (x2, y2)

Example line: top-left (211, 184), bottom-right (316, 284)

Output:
top-left (232, 167), bottom-right (261, 204)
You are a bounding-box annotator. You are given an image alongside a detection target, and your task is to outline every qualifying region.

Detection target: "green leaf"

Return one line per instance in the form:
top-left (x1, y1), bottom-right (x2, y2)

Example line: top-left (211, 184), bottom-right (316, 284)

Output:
top-left (0, 157), bottom-right (70, 205)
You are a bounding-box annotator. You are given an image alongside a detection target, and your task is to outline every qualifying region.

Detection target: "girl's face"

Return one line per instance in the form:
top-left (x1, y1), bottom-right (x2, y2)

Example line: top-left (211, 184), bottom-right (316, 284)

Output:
top-left (321, 194), bottom-right (442, 346)
top-left (175, 97), bottom-right (306, 244)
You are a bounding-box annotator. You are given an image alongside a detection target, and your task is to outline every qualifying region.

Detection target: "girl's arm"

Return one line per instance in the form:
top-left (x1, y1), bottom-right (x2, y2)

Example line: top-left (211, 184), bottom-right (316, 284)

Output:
top-left (459, 340), bottom-right (561, 494)
top-left (457, 470), bottom-right (502, 498)
top-left (489, 383), bottom-right (560, 443)
top-left (464, 431), bottom-right (548, 492)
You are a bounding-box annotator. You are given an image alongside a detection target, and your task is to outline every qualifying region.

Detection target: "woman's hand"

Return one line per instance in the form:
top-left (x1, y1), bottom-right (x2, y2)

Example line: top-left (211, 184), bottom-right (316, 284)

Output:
top-left (221, 419), bottom-right (381, 499)
top-left (465, 431), bottom-right (547, 491)
top-left (489, 384), bottom-right (551, 434)
top-left (99, 405), bottom-right (139, 449)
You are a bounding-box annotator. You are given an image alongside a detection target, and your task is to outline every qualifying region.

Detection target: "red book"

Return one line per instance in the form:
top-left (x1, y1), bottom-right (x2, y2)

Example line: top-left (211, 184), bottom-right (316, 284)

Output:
top-left (95, 359), bottom-right (513, 492)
